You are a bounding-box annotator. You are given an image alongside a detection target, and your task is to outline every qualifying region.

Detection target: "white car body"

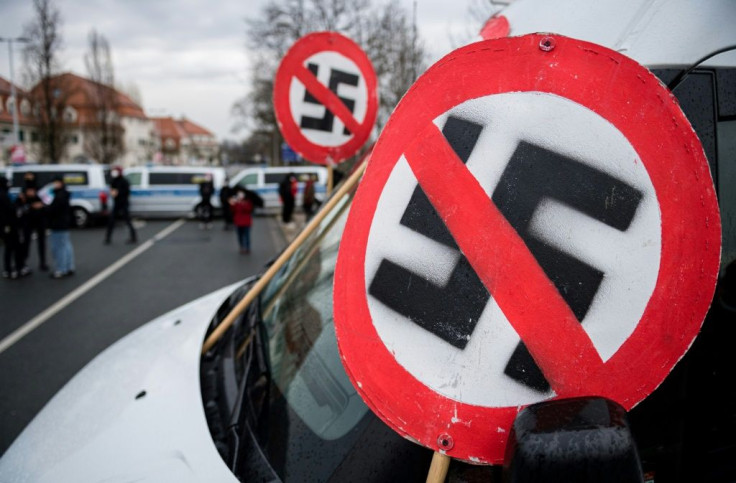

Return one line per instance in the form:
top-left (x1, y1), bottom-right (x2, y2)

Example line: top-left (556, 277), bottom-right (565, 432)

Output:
top-left (0, 284), bottom-right (239, 483)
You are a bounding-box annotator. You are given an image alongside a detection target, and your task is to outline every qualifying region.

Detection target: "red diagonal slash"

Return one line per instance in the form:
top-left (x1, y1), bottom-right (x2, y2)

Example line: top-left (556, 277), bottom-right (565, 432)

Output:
top-left (403, 123), bottom-right (605, 394)
top-left (292, 63), bottom-right (363, 136)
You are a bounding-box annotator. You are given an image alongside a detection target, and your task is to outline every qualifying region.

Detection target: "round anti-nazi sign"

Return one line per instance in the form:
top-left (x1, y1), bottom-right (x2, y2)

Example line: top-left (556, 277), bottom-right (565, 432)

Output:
top-left (333, 34), bottom-right (721, 464)
top-left (273, 31), bottom-right (378, 165)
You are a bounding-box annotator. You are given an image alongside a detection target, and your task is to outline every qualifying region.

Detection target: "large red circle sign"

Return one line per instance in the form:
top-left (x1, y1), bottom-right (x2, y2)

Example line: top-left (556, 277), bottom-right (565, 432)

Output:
top-left (273, 32), bottom-right (378, 165)
top-left (333, 34), bottom-right (721, 464)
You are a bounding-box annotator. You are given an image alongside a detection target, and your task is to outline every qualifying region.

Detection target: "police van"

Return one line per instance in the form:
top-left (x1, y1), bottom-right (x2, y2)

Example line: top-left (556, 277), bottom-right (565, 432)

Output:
top-left (229, 165), bottom-right (327, 212)
top-left (123, 166), bottom-right (226, 218)
top-left (5, 163), bottom-right (110, 227)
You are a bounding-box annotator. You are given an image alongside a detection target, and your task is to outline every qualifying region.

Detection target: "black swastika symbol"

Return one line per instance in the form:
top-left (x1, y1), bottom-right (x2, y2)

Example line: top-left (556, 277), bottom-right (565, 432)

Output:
top-left (368, 116), bottom-right (643, 392)
top-left (300, 63), bottom-right (359, 136)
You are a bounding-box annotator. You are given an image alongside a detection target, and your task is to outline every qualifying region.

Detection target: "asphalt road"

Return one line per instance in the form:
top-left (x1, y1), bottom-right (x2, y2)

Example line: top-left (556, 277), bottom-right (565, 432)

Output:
top-left (0, 216), bottom-right (286, 455)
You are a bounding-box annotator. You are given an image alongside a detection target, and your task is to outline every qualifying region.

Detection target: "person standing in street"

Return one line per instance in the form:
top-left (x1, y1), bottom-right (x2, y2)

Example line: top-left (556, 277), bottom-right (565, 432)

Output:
top-left (279, 173), bottom-right (296, 224)
top-left (198, 173), bottom-right (214, 229)
top-left (0, 176), bottom-right (23, 280)
top-left (105, 166), bottom-right (137, 244)
top-left (47, 176), bottom-right (75, 279)
top-left (19, 182), bottom-right (48, 272)
top-left (219, 177), bottom-right (233, 231)
top-left (230, 188), bottom-right (255, 254)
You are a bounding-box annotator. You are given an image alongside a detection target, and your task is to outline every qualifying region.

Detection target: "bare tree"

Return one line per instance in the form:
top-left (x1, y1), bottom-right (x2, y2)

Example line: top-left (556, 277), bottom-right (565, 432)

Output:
top-left (364, 0), bottom-right (426, 130)
top-left (232, 0), bottom-right (424, 163)
top-left (22, 0), bottom-right (67, 163)
top-left (84, 29), bottom-right (124, 164)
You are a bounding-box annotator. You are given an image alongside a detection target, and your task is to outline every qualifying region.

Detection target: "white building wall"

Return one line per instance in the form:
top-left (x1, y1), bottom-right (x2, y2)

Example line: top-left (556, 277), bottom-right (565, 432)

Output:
top-left (121, 117), bottom-right (156, 167)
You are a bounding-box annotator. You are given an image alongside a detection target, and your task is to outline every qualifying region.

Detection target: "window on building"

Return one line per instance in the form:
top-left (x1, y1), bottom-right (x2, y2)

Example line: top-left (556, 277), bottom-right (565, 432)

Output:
top-left (18, 130), bottom-right (24, 142)
top-left (31, 132), bottom-right (39, 143)
top-left (63, 107), bottom-right (77, 123)
top-left (20, 99), bottom-right (31, 116)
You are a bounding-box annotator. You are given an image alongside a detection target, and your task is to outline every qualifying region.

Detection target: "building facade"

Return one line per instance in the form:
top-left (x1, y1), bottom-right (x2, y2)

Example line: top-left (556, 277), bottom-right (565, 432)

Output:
top-left (151, 116), bottom-right (218, 165)
top-left (0, 73), bottom-right (215, 167)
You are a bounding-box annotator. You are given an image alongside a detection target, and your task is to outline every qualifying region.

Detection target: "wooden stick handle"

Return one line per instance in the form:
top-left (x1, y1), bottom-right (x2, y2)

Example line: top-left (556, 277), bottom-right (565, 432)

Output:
top-left (201, 158), bottom-right (368, 355)
top-left (327, 163), bottom-right (334, 197)
top-left (426, 452), bottom-right (451, 483)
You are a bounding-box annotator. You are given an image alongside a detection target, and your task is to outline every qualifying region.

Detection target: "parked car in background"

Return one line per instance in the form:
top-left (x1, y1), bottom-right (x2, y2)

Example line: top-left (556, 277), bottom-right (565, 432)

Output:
top-left (5, 163), bottom-right (110, 227)
top-left (230, 165), bottom-right (327, 213)
top-left (123, 166), bottom-right (226, 218)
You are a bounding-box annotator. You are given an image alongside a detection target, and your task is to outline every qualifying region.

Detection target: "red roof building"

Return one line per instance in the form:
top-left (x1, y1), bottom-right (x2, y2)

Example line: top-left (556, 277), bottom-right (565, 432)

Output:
top-left (151, 116), bottom-right (218, 164)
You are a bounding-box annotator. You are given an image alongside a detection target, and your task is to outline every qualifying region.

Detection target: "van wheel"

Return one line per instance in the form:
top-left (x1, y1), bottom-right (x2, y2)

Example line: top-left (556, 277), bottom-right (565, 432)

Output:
top-left (72, 207), bottom-right (89, 228)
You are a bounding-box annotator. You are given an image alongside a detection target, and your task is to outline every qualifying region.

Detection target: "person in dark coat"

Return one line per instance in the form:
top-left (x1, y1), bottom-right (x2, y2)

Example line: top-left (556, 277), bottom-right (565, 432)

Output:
top-left (0, 176), bottom-right (23, 279)
top-left (279, 173), bottom-right (296, 224)
top-left (105, 166), bottom-right (137, 244)
top-left (198, 173), bottom-right (214, 229)
top-left (19, 182), bottom-right (48, 272)
top-left (219, 178), bottom-right (233, 230)
top-left (47, 176), bottom-right (75, 278)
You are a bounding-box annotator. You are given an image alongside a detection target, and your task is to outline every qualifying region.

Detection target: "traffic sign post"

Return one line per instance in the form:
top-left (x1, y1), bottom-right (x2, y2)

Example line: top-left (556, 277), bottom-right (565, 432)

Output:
top-left (333, 34), bottom-right (721, 465)
top-left (273, 31), bottom-right (378, 166)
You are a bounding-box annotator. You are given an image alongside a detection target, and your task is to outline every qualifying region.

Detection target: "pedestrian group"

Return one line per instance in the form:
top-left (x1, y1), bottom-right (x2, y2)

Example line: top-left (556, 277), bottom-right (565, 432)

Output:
top-left (2, 168), bottom-right (321, 279)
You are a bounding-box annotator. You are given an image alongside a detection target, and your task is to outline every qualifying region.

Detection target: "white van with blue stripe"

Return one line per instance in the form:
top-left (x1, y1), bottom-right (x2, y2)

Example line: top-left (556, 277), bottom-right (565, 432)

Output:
top-left (5, 163), bottom-right (110, 227)
top-left (123, 166), bottom-right (226, 218)
top-left (229, 166), bottom-right (328, 212)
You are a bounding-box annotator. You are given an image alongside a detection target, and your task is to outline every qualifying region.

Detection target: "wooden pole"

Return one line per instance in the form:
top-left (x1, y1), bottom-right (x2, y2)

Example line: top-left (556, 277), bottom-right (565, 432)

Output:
top-left (201, 159), bottom-right (368, 355)
top-left (426, 452), bottom-right (451, 483)
top-left (327, 163), bottom-right (334, 197)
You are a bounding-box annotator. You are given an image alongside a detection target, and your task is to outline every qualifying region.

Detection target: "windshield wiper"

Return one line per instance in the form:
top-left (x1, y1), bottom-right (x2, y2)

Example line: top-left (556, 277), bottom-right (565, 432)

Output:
top-left (225, 294), bottom-right (273, 475)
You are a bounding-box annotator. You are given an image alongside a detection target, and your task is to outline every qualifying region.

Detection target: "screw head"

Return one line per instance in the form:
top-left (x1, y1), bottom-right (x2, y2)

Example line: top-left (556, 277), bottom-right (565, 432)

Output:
top-left (437, 433), bottom-right (454, 450)
top-left (539, 36), bottom-right (556, 52)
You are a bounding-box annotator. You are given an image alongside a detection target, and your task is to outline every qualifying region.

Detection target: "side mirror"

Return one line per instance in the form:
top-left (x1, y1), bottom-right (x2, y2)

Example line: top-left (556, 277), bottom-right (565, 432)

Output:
top-left (504, 396), bottom-right (643, 482)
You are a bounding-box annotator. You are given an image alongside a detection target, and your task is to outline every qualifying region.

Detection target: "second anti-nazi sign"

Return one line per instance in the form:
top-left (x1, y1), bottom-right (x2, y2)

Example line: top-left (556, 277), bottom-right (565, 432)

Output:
top-left (273, 31), bottom-right (378, 165)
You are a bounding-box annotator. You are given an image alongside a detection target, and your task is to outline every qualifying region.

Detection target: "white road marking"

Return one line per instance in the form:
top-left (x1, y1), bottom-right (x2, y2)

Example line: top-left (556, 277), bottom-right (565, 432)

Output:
top-left (0, 219), bottom-right (187, 355)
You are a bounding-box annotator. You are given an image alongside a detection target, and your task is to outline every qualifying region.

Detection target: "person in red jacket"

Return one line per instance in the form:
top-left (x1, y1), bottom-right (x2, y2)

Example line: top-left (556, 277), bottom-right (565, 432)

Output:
top-left (229, 188), bottom-right (255, 254)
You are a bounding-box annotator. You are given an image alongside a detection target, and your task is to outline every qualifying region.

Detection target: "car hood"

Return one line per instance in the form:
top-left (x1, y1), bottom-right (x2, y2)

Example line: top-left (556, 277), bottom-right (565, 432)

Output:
top-left (0, 284), bottom-right (240, 483)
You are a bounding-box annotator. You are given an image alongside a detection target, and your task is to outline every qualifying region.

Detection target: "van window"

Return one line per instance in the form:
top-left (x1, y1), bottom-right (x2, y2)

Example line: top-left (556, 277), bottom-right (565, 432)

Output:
top-left (13, 170), bottom-right (78, 188)
top-left (125, 172), bottom-right (143, 186)
top-left (265, 173), bottom-right (289, 184)
top-left (11, 172), bottom-right (25, 187)
top-left (149, 172), bottom-right (189, 185)
top-left (240, 173), bottom-right (258, 186)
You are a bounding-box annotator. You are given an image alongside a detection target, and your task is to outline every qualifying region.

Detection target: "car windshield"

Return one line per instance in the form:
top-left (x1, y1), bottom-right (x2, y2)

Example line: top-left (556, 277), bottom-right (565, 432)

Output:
top-left (257, 190), bottom-right (371, 480)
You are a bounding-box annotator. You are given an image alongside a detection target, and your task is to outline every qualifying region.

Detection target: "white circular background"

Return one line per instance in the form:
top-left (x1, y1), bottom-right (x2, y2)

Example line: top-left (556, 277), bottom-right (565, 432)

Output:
top-left (288, 51), bottom-right (368, 148)
top-left (364, 92), bottom-right (662, 407)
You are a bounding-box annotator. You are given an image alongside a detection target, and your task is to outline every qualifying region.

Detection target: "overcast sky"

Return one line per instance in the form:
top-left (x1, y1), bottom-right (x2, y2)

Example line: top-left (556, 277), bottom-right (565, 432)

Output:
top-left (0, 0), bottom-right (485, 141)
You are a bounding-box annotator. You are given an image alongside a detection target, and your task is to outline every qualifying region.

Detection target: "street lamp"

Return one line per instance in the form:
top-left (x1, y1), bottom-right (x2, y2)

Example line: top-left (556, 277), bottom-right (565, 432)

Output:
top-left (0, 36), bottom-right (31, 148)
